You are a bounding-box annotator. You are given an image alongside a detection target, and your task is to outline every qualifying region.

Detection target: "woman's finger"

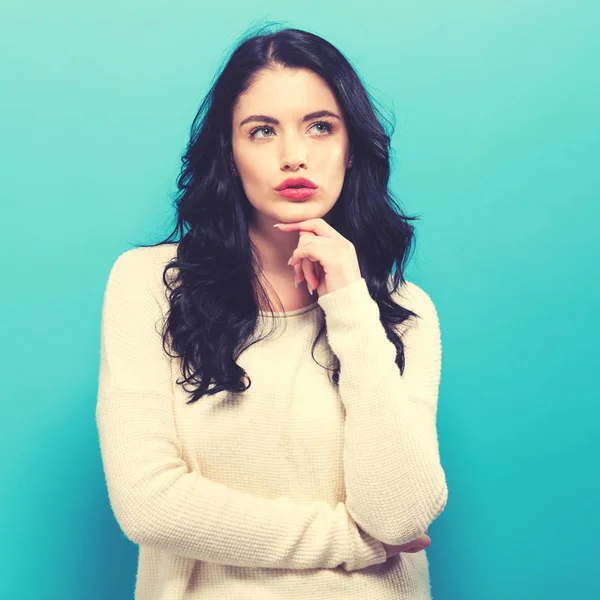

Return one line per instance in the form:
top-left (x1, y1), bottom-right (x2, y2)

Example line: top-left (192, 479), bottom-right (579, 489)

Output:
top-left (296, 231), bottom-right (319, 293)
top-left (293, 263), bottom-right (304, 287)
top-left (383, 533), bottom-right (431, 558)
top-left (301, 258), bottom-right (317, 293)
top-left (406, 534), bottom-right (431, 552)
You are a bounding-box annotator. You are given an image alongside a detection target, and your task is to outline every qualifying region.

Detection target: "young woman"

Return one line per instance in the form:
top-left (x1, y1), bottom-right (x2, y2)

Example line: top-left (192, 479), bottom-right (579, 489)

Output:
top-left (97, 25), bottom-right (447, 600)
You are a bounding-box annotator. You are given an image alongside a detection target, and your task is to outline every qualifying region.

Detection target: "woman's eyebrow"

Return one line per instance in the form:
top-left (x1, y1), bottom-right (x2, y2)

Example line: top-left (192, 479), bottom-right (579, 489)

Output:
top-left (239, 110), bottom-right (341, 128)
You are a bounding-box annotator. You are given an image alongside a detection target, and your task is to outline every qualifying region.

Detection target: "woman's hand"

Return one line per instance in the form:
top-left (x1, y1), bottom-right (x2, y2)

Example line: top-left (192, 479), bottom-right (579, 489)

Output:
top-left (273, 219), bottom-right (362, 297)
top-left (382, 530), bottom-right (431, 558)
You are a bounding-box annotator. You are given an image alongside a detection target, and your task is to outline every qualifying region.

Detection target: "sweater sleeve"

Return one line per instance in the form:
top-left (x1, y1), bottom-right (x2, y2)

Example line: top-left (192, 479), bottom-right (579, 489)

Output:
top-left (95, 249), bottom-right (388, 572)
top-left (317, 277), bottom-right (448, 546)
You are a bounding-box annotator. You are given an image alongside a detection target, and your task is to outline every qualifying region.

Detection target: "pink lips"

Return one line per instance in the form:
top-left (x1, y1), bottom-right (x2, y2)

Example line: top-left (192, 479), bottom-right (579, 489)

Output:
top-left (274, 176), bottom-right (319, 201)
top-left (276, 187), bottom-right (318, 201)
top-left (275, 177), bottom-right (318, 191)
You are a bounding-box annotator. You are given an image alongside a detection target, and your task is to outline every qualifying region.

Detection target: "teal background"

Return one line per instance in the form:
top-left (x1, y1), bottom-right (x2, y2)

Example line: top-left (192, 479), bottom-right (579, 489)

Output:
top-left (1, 1), bottom-right (598, 598)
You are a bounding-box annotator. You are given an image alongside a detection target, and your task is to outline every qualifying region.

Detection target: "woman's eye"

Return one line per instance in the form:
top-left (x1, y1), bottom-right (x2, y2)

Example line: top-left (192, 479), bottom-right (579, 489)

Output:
top-left (249, 121), bottom-right (334, 139)
top-left (311, 121), bottom-right (334, 135)
top-left (250, 126), bottom-right (274, 139)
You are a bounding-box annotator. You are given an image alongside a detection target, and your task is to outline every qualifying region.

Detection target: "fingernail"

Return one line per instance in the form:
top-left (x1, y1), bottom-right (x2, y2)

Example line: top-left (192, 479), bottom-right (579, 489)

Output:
top-left (294, 277), bottom-right (298, 289)
top-left (307, 282), bottom-right (313, 295)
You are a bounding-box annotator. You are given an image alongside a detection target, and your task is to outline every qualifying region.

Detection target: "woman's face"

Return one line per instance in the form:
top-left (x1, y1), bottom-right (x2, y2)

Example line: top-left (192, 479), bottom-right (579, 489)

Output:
top-left (231, 66), bottom-right (352, 230)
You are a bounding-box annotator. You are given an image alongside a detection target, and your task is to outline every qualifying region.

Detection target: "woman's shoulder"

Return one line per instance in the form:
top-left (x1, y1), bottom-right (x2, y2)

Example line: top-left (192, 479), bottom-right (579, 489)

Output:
top-left (115, 242), bottom-right (178, 267)
top-left (386, 276), bottom-right (441, 342)
top-left (388, 276), bottom-right (437, 314)
top-left (107, 243), bottom-right (179, 295)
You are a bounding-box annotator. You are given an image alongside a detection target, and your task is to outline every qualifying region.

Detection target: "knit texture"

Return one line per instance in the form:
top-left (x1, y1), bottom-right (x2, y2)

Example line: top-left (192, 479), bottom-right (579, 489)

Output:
top-left (96, 243), bottom-right (448, 599)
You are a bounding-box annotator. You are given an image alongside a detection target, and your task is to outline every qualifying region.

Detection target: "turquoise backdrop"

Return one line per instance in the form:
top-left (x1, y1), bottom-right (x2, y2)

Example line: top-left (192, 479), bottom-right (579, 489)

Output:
top-left (1, 1), bottom-right (598, 598)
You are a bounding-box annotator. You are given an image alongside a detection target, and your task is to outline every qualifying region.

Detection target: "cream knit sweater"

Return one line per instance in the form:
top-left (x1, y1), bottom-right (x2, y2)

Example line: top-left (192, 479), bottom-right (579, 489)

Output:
top-left (96, 243), bottom-right (448, 599)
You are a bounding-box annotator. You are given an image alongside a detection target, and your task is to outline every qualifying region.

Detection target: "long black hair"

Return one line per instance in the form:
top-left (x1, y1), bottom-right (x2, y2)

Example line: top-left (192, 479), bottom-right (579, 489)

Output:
top-left (136, 23), bottom-right (421, 404)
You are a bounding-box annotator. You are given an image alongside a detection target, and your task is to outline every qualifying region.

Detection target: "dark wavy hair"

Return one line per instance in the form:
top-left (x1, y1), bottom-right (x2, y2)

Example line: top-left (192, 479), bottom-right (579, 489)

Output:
top-left (136, 23), bottom-right (422, 404)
